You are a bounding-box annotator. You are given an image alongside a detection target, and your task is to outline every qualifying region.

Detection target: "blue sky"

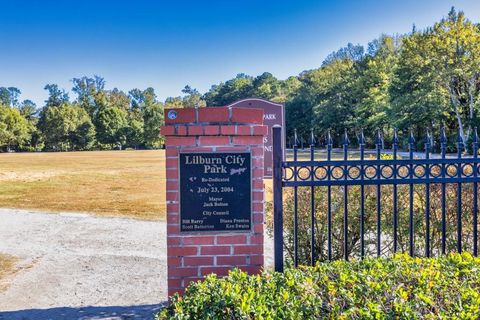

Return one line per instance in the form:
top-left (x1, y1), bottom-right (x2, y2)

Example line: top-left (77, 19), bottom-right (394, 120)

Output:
top-left (1, 0), bottom-right (479, 106)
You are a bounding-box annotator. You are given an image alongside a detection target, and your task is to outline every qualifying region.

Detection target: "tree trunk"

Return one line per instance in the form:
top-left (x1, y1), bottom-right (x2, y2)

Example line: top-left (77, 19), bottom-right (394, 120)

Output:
top-left (467, 74), bottom-right (477, 142)
top-left (468, 74), bottom-right (477, 120)
top-left (449, 84), bottom-right (467, 151)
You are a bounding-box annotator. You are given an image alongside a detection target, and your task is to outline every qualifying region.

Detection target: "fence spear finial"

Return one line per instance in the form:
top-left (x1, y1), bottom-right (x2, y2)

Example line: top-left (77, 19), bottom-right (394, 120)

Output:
top-left (408, 128), bottom-right (415, 144)
top-left (326, 129), bottom-right (333, 146)
top-left (310, 128), bottom-right (316, 146)
top-left (294, 128), bottom-right (298, 146)
top-left (359, 128), bottom-right (365, 145)
top-left (457, 130), bottom-right (464, 144)
top-left (342, 128), bottom-right (349, 145)
top-left (424, 130), bottom-right (431, 144)
top-left (392, 128), bottom-right (399, 145)
top-left (474, 127), bottom-right (479, 144)
top-left (375, 129), bottom-right (382, 147)
top-left (440, 127), bottom-right (447, 144)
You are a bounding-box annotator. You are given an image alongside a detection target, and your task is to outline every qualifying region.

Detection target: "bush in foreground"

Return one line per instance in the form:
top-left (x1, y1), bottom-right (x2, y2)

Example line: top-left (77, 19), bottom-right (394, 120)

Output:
top-left (157, 253), bottom-right (480, 319)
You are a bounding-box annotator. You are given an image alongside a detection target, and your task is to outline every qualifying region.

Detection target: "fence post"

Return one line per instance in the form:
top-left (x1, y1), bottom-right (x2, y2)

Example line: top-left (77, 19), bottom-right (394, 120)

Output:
top-left (273, 125), bottom-right (284, 272)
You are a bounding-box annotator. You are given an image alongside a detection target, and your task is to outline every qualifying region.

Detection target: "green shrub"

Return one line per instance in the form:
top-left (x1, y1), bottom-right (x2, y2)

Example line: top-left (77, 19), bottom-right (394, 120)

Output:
top-left (157, 253), bottom-right (480, 319)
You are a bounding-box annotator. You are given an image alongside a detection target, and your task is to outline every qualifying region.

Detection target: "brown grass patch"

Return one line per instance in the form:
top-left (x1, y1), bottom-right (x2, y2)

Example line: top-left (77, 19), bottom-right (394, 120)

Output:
top-left (0, 150), bottom-right (165, 220)
top-left (0, 254), bottom-right (17, 290)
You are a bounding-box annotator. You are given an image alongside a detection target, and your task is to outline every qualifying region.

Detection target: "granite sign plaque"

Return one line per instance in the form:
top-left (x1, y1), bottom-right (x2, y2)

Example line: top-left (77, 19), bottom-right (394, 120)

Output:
top-left (227, 98), bottom-right (285, 178)
top-left (179, 152), bottom-right (252, 232)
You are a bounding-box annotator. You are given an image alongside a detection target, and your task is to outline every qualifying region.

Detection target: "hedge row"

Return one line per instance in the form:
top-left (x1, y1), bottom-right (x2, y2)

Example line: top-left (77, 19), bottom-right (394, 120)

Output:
top-left (158, 253), bottom-right (480, 319)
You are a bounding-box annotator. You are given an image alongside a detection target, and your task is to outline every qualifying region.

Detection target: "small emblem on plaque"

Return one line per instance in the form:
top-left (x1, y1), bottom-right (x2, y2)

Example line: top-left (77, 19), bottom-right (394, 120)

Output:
top-left (168, 110), bottom-right (177, 120)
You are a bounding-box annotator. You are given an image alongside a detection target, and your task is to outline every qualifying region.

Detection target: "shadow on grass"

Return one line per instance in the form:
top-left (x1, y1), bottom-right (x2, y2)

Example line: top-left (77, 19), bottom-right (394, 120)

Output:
top-left (0, 303), bottom-right (164, 320)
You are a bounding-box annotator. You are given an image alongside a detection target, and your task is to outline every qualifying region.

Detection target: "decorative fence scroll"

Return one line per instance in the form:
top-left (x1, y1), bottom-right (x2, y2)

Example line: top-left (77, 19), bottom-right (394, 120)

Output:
top-left (272, 127), bottom-right (479, 272)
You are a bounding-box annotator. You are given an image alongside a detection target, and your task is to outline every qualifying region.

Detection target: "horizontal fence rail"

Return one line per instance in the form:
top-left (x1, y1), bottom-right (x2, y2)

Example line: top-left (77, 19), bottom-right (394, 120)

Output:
top-left (272, 127), bottom-right (480, 271)
top-left (283, 158), bottom-right (480, 186)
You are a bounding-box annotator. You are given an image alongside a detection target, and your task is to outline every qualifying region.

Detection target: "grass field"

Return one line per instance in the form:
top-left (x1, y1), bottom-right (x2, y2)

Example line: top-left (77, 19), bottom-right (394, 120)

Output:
top-left (0, 150), bottom-right (165, 220)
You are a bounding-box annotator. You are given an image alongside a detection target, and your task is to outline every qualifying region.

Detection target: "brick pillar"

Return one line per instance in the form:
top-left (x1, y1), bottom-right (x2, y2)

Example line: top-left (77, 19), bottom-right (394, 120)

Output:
top-left (160, 107), bottom-right (267, 297)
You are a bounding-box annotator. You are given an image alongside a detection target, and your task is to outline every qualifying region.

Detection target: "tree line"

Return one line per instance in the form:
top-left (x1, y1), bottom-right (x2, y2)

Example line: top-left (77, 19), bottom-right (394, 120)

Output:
top-left (0, 78), bottom-right (165, 151)
top-left (181, 8), bottom-right (480, 149)
top-left (204, 8), bottom-right (480, 149)
top-left (1, 8), bottom-right (478, 152)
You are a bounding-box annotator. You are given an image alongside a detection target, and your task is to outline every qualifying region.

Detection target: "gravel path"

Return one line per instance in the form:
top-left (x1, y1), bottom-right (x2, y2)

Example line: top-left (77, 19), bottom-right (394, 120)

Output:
top-left (0, 208), bottom-right (274, 320)
top-left (0, 209), bottom-right (167, 320)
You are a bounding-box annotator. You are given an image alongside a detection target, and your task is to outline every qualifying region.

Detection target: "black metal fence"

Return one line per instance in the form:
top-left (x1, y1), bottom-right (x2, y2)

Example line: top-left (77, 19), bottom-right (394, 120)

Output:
top-left (272, 126), bottom-right (479, 272)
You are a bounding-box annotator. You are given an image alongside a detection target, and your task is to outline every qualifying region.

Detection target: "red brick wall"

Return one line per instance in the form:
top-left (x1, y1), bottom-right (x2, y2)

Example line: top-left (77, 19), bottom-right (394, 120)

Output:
top-left (160, 107), bottom-right (266, 297)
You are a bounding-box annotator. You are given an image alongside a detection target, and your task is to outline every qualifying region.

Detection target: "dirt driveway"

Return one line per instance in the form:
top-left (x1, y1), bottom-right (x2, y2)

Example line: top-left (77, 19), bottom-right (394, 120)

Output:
top-left (0, 208), bottom-right (274, 320)
top-left (0, 209), bottom-right (167, 320)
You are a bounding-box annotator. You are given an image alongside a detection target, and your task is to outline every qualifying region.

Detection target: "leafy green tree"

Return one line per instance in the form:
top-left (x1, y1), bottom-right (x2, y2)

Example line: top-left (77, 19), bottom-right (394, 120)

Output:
top-left (278, 76), bottom-right (301, 103)
top-left (250, 72), bottom-right (282, 100)
top-left (322, 43), bottom-right (365, 66)
top-left (164, 96), bottom-right (184, 108)
top-left (285, 80), bottom-right (317, 140)
top-left (182, 86), bottom-right (206, 108)
top-left (143, 88), bottom-right (164, 148)
top-left (19, 100), bottom-right (37, 120)
top-left (203, 72), bottom-right (296, 106)
top-left (0, 88), bottom-right (9, 106)
top-left (391, 8), bottom-right (480, 145)
top-left (39, 103), bottom-right (95, 151)
top-left (108, 87), bottom-right (150, 148)
top-left (144, 104), bottom-right (164, 149)
top-left (355, 35), bottom-right (400, 138)
top-left (0, 105), bottom-right (32, 151)
top-left (431, 8), bottom-right (480, 143)
top-left (18, 100), bottom-right (42, 151)
top-left (310, 58), bottom-right (359, 139)
top-left (95, 106), bottom-right (129, 149)
top-left (129, 87), bottom-right (164, 148)
top-left (72, 75), bottom-right (106, 116)
top-left (129, 88), bottom-right (145, 110)
top-left (163, 86), bottom-right (206, 108)
top-left (0, 87), bottom-right (21, 107)
top-left (204, 73), bottom-right (254, 106)
top-left (285, 97), bottom-right (313, 144)
top-left (126, 108), bottom-right (144, 149)
top-left (288, 48), bottom-right (361, 141)
top-left (390, 31), bottom-right (448, 137)
top-left (285, 41), bottom-right (366, 143)
top-left (44, 84), bottom-right (69, 108)
top-left (109, 88), bottom-right (130, 111)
